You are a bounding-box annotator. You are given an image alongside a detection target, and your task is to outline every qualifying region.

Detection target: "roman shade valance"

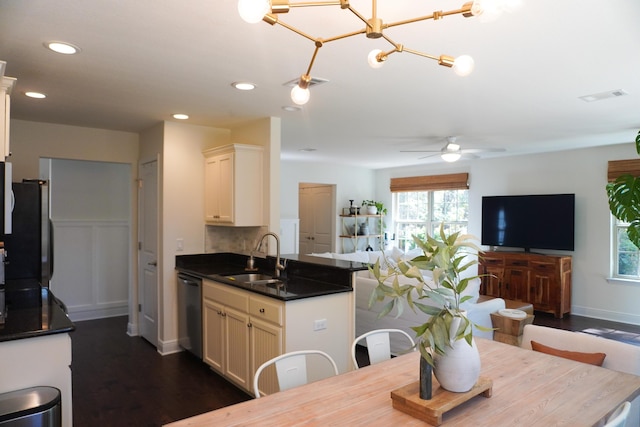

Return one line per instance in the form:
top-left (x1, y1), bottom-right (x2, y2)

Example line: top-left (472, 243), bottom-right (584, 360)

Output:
top-left (607, 159), bottom-right (640, 182)
top-left (390, 173), bottom-right (469, 192)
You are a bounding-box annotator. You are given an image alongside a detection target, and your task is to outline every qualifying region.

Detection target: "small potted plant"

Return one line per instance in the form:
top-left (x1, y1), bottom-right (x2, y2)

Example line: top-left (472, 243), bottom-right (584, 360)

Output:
top-left (362, 200), bottom-right (387, 216)
top-left (369, 223), bottom-right (489, 393)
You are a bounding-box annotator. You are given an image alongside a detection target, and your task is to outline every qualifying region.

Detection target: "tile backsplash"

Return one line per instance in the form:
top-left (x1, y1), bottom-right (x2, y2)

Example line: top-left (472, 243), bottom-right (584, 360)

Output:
top-left (205, 225), bottom-right (268, 254)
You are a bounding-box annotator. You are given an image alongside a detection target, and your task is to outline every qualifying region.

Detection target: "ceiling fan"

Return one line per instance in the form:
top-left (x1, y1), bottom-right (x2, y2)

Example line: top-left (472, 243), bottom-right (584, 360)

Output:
top-left (400, 136), bottom-right (505, 162)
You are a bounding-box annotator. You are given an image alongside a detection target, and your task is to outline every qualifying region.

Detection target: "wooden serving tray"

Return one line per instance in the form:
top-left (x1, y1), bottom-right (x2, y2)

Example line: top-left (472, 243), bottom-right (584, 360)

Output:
top-left (390, 376), bottom-right (493, 426)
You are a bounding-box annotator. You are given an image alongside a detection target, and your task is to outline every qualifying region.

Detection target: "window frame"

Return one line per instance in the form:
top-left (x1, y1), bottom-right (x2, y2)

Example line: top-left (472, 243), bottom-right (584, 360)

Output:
top-left (611, 216), bottom-right (640, 280)
top-left (392, 189), bottom-right (469, 251)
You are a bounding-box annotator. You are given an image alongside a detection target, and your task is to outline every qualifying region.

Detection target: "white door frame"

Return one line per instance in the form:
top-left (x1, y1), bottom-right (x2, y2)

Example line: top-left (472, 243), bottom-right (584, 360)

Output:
top-left (137, 157), bottom-right (159, 346)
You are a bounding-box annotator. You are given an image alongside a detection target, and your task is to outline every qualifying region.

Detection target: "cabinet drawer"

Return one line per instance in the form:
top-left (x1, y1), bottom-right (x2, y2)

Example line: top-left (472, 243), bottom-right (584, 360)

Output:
top-left (481, 257), bottom-right (503, 266)
top-left (203, 281), bottom-right (249, 312)
top-left (249, 296), bottom-right (283, 326)
top-left (506, 259), bottom-right (529, 267)
top-left (531, 262), bottom-right (557, 273)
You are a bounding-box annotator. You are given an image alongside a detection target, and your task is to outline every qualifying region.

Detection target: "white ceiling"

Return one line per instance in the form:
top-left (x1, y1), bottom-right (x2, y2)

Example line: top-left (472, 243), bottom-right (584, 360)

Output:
top-left (0, 0), bottom-right (639, 169)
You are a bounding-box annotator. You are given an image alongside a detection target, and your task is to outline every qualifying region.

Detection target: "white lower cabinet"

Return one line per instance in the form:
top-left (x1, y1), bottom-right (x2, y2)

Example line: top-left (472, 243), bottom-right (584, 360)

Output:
top-left (202, 278), bottom-right (353, 395)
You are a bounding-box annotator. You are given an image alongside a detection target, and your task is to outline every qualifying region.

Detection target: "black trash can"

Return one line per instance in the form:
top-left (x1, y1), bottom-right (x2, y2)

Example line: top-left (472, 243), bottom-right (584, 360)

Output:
top-left (0, 386), bottom-right (61, 426)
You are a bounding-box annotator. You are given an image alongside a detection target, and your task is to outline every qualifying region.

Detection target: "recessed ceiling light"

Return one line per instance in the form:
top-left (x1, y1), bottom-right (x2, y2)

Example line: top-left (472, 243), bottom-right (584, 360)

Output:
top-left (232, 82), bottom-right (256, 91)
top-left (25, 92), bottom-right (46, 99)
top-left (299, 148), bottom-right (317, 152)
top-left (172, 113), bottom-right (189, 120)
top-left (45, 41), bottom-right (80, 55)
top-left (282, 106), bottom-right (301, 112)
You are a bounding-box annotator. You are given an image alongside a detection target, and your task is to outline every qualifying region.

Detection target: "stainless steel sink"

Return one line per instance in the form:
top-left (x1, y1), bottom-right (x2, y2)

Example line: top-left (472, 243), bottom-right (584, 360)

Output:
top-left (223, 273), bottom-right (286, 291)
top-left (251, 279), bottom-right (283, 286)
top-left (224, 273), bottom-right (274, 283)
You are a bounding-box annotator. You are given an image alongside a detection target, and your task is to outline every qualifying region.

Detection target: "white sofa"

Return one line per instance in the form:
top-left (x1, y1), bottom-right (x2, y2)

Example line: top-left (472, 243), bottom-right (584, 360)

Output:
top-left (309, 249), bottom-right (506, 354)
top-left (521, 324), bottom-right (640, 427)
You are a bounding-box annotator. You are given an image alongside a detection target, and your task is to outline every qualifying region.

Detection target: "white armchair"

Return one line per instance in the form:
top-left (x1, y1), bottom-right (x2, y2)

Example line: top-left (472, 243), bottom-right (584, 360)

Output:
top-left (355, 270), bottom-right (505, 354)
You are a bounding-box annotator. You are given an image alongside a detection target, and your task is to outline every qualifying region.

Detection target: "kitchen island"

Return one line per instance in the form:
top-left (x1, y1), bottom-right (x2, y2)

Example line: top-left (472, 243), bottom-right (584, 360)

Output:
top-left (0, 280), bottom-right (75, 427)
top-left (176, 252), bottom-right (366, 394)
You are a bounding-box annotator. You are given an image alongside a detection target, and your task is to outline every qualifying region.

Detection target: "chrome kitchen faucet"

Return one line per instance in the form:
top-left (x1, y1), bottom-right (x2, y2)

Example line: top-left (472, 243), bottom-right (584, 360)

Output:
top-left (247, 232), bottom-right (285, 278)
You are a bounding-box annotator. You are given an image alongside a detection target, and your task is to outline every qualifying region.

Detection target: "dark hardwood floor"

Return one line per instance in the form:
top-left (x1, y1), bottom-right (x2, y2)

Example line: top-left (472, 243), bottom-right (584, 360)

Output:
top-left (71, 312), bottom-right (640, 426)
top-left (71, 316), bottom-right (251, 427)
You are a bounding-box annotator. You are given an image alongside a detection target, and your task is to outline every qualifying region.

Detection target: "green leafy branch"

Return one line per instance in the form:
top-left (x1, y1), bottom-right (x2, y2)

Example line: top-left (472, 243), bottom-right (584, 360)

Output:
top-left (368, 223), bottom-right (490, 366)
top-left (606, 130), bottom-right (640, 248)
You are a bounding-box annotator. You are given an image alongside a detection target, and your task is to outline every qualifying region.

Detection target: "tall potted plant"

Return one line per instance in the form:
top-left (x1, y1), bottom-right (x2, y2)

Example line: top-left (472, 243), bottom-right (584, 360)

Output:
top-left (606, 130), bottom-right (640, 249)
top-left (369, 224), bottom-right (488, 392)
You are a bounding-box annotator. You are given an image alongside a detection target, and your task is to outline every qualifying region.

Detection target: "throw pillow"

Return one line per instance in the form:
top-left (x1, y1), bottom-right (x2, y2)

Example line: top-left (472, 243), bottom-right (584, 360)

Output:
top-left (530, 340), bottom-right (606, 366)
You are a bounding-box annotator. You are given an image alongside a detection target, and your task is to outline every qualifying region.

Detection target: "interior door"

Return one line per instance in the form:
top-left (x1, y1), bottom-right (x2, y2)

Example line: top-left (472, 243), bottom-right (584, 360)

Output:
top-left (298, 184), bottom-right (334, 254)
top-left (138, 160), bottom-right (158, 346)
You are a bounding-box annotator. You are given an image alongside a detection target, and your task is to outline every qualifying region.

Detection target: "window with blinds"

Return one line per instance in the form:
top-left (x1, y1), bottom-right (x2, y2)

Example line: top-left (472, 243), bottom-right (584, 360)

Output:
top-left (390, 173), bottom-right (469, 250)
top-left (608, 159), bottom-right (640, 279)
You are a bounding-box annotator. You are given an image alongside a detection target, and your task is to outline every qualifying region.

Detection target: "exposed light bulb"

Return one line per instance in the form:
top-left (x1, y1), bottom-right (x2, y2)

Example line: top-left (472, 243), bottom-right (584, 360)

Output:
top-left (453, 55), bottom-right (474, 76)
top-left (238, 0), bottom-right (270, 24)
top-left (290, 85), bottom-right (310, 105)
top-left (367, 49), bottom-right (385, 69)
top-left (470, 0), bottom-right (504, 22)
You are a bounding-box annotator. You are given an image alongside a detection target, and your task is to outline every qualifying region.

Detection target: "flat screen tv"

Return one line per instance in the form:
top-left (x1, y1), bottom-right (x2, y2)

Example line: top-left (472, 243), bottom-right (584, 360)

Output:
top-left (481, 194), bottom-right (575, 252)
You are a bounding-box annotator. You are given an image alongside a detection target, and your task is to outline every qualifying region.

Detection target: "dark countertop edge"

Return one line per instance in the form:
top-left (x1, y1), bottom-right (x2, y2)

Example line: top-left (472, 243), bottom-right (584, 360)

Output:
top-left (175, 252), bottom-right (370, 272)
top-left (0, 281), bottom-right (75, 343)
top-left (0, 324), bottom-right (75, 343)
top-left (176, 252), bottom-right (365, 301)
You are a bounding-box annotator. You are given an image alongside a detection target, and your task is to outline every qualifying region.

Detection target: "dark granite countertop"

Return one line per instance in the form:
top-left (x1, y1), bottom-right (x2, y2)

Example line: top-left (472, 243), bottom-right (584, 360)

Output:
top-left (176, 252), bottom-right (367, 301)
top-left (0, 279), bottom-right (75, 343)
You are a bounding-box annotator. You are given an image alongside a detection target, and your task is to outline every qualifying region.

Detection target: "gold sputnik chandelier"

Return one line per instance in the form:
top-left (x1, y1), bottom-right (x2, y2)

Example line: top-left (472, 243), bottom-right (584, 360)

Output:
top-left (238, 0), bottom-right (520, 105)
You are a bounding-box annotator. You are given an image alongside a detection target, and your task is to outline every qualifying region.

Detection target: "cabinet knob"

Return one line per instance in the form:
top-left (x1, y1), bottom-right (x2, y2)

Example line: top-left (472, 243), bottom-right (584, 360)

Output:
top-left (247, 323), bottom-right (252, 328)
top-left (259, 308), bottom-right (265, 313)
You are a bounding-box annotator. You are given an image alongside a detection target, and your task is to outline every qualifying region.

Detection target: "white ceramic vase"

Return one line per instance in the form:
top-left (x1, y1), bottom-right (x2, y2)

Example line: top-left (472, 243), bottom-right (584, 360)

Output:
top-left (433, 315), bottom-right (481, 392)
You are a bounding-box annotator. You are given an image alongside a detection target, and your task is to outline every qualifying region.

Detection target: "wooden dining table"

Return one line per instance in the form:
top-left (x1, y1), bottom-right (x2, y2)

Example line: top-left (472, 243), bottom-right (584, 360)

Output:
top-left (165, 338), bottom-right (640, 426)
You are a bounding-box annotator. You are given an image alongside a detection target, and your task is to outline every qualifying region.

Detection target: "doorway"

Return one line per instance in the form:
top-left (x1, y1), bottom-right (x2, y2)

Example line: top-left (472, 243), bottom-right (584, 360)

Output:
top-left (298, 183), bottom-right (335, 254)
top-left (45, 158), bottom-right (131, 321)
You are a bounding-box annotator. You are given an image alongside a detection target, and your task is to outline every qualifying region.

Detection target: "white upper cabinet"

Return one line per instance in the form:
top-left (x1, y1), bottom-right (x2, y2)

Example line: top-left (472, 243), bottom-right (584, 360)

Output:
top-left (0, 61), bottom-right (16, 159)
top-left (203, 143), bottom-right (264, 226)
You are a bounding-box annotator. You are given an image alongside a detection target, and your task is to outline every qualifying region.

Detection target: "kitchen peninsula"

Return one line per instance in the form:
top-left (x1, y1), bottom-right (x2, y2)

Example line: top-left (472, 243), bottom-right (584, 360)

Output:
top-left (176, 252), bottom-right (365, 395)
top-left (0, 280), bottom-right (75, 427)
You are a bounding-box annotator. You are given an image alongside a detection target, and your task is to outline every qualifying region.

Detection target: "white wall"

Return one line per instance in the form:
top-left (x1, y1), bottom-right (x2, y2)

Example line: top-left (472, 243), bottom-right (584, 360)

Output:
top-left (156, 119), bottom-right (280, 354)
top-left (10, 120), bottom-right (139, 181)
top-left (50, 159), bottom-right (131, 321)
top-left (374, 143), bottom-right (640, 325)
top-left (9, 120), bottom-right (140, 324)
top-left (281, 160), bottom-right (376, 253)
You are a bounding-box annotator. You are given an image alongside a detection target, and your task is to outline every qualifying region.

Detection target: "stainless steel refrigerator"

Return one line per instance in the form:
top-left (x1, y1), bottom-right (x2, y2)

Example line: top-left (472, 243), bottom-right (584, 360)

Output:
top-left (3, 180), bottom-right (53, 287)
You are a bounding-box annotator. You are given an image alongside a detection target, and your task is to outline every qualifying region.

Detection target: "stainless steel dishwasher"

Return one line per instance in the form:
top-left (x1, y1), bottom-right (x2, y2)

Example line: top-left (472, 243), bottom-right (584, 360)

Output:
top-left (177, 273), bottom-right (202, 359)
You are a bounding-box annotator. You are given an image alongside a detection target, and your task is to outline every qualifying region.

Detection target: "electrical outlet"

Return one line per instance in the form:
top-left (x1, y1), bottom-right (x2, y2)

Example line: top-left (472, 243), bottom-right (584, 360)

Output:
top-left (176, 238), bottom-right (184, 251)
top-left (313, 319), bottom-right (327, 331)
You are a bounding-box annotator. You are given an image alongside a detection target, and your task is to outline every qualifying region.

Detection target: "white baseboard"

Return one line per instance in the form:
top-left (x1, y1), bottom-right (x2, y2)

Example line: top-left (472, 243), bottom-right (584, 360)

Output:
top-left (158, 338), bottom-right (182, 356)
top-left (571, 305), bottom-right (640, 326)
top-left (68, 305), bottom-right (128, 322)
